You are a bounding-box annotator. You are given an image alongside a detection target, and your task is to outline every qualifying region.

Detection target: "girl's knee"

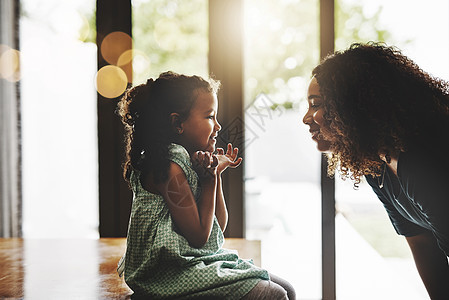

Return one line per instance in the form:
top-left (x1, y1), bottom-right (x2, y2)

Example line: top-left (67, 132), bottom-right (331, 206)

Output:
top-left (269, 274), bottom-right (296, 300)
top-left (242, 279), bottom-right (289, 300)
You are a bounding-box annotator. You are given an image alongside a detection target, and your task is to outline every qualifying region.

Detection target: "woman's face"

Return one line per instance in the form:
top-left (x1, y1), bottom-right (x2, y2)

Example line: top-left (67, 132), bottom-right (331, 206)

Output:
top-left (303, 77), bottom-right (332, 152)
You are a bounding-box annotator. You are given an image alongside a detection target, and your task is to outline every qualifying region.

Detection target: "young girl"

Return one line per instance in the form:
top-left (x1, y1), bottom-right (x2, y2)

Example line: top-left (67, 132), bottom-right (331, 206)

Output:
top-left (117, 71), bottom-right (295, 299)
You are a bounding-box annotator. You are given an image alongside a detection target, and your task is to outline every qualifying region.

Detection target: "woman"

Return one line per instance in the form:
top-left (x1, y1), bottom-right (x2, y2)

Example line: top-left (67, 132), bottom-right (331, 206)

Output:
top-left (303, 42), bottom-right (449, 299)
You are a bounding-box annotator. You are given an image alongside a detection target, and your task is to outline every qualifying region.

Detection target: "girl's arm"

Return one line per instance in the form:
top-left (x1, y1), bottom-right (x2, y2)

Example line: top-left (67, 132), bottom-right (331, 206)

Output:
top-left (406, 233), bottom-right (449, 299)
top-left (158, 152), bottom-right (217, 248)
top-left (214, 144), bottom-right (243, 232)
top-left (215, 174), bottom-right (228, 232)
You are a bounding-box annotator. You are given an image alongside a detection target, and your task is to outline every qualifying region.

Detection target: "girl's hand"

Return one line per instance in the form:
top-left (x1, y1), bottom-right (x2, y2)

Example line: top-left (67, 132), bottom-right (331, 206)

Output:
top-left (191, 151), bottom-right (218, 183)
top-left (215, 143), bottom-right (243, 174)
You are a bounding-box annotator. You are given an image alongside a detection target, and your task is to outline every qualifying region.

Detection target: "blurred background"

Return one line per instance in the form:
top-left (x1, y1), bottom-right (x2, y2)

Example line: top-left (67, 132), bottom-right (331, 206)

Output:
top-left (3, 0), bottom-right (448, 299)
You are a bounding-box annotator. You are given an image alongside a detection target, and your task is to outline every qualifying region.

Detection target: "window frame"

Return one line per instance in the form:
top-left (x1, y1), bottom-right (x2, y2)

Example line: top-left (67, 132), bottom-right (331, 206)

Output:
top-left (96, 0), bottom-right (337, 298)
top-left (0, 0), bottom-right (22, 238)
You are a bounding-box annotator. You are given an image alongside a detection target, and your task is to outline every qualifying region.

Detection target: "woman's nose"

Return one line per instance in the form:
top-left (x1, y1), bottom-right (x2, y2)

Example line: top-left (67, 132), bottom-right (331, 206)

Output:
top-left (303, 111), bottom-right (312, 125)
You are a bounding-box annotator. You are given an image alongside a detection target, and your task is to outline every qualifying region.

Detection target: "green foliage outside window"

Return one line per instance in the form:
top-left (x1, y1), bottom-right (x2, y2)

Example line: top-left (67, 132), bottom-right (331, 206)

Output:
top-left (81, 0), bottom-right (404, 108)
top-left (132, 0), bottom-right (209, 83)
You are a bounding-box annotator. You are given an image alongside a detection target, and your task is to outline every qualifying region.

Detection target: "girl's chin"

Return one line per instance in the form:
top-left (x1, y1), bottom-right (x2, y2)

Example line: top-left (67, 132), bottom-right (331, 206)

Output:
top-left (207, 146), bottom-right (216, 153)
top-left (207, 140), bottom-right (216, 152)
top-left (203, 144), bottom-right (215, 153)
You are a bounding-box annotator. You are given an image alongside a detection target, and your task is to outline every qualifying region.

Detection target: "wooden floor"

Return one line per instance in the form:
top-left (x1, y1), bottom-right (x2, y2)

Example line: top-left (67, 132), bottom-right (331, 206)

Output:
top-left (0, 238), bottom-right (261, 299)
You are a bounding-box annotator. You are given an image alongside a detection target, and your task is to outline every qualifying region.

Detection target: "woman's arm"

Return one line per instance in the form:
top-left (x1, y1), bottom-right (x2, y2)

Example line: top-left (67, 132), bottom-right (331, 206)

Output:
top-left (406, 232), bottom-right (449, 299)
top-left (393, 151), bottom-right (449, 298)
top-left (158, 152), bottom-right (217, 248)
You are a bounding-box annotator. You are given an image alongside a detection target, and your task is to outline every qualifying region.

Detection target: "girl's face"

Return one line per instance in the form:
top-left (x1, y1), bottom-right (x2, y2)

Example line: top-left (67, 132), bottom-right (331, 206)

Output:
top-left (178, 90), bottom-right (221, 154)
top-left (303, 77), bottom-right (332, 152)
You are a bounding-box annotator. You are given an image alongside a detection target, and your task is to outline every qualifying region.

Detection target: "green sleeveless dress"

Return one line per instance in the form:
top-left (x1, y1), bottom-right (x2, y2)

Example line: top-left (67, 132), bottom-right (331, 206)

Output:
top-left (119, 143), bottom-right (269, 299)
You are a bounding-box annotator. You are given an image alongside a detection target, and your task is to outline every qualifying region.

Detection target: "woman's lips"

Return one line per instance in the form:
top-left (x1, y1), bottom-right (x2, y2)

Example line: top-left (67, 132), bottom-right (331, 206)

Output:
top-left (310, 129), bottom-right (320, 140)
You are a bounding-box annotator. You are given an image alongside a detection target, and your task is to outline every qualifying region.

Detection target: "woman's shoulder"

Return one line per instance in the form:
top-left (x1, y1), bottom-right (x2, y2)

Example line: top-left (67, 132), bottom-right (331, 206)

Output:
top-left (397, 147), bottom-right (449, 187)
top-left (399, 146), bottom-right (449, 169)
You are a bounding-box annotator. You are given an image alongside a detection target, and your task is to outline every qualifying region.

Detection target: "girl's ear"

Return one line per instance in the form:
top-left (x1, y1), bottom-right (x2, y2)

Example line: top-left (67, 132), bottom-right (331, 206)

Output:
top-left (169, 113), bottom-right (183, 134)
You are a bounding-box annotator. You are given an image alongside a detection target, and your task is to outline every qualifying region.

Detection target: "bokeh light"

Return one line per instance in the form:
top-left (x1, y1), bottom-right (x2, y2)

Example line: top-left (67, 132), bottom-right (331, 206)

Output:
top-left (117, 49), bottom-right (151, 84)
top-left (0, 45), bottom-right (21, 82)
top-left (116, 49), bottom-right (133, 67)
top-left (78, 13), bottom-right (91, 42)
top-left (284, 57), bottom-right (297, 69)
top-left (95, 65), bottom-right (128, 98)
top-left (100, 31), bottom-right (133, 65)
top-left (153, 18), bottom-right (181, 51)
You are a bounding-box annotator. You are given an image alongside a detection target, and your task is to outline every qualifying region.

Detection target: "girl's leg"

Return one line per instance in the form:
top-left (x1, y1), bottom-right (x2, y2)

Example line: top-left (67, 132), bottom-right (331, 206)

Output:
top-left (241, 273), bottom-right (296, 300)
top-left (241, 279), bottom-right (287, 300)
top-left (269, 273), bottom-right (296, 300)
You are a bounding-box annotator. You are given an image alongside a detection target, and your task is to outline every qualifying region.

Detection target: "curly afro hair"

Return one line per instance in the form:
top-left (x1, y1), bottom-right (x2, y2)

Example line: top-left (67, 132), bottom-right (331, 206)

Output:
top-left (312, 42), bottom-right (449, 185)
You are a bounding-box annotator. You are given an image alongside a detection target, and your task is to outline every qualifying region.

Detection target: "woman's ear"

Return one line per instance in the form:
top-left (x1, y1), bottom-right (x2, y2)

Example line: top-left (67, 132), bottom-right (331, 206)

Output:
top-left (169, 113), bottom-right (183, 134)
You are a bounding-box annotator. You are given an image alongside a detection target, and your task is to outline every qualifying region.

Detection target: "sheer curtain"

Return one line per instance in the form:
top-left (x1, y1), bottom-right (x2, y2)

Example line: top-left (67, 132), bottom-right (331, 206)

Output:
top-left (0, 0), bottom-right (21, 237)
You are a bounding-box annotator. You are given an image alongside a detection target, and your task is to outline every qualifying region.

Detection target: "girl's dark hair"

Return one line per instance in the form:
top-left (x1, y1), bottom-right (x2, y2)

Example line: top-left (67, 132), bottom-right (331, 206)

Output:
top-left (117, 71), bottom-right (220, 183)
top-left (312, 42), bottom-right (449, 184)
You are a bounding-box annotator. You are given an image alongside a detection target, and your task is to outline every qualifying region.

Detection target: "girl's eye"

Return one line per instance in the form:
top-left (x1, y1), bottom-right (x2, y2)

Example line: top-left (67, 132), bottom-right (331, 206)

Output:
top-left (207, 115), bottom-right (214, 119)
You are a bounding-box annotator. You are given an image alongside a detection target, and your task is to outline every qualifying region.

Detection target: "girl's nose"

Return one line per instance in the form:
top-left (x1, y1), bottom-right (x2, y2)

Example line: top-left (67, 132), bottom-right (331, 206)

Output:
top-left (215, 120), bottom-right (222, 132)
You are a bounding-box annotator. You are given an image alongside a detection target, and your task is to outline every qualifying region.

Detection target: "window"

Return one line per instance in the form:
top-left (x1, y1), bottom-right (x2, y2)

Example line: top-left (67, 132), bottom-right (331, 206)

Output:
top-left (335, 0), bottom-right (449, 298)
top-left (132, 0), bottom-right (209, 82)
top-left (17, 0), bottom-right (448, 298)
top-left (244, 0), bottom-right (322, 298)
top-left (20, 0), bottom-right (98, 238)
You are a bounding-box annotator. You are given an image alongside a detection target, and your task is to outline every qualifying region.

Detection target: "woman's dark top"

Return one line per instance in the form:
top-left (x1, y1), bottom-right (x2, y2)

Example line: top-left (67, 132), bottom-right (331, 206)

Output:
top-left (365, 149), bottom-right (449, 256)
